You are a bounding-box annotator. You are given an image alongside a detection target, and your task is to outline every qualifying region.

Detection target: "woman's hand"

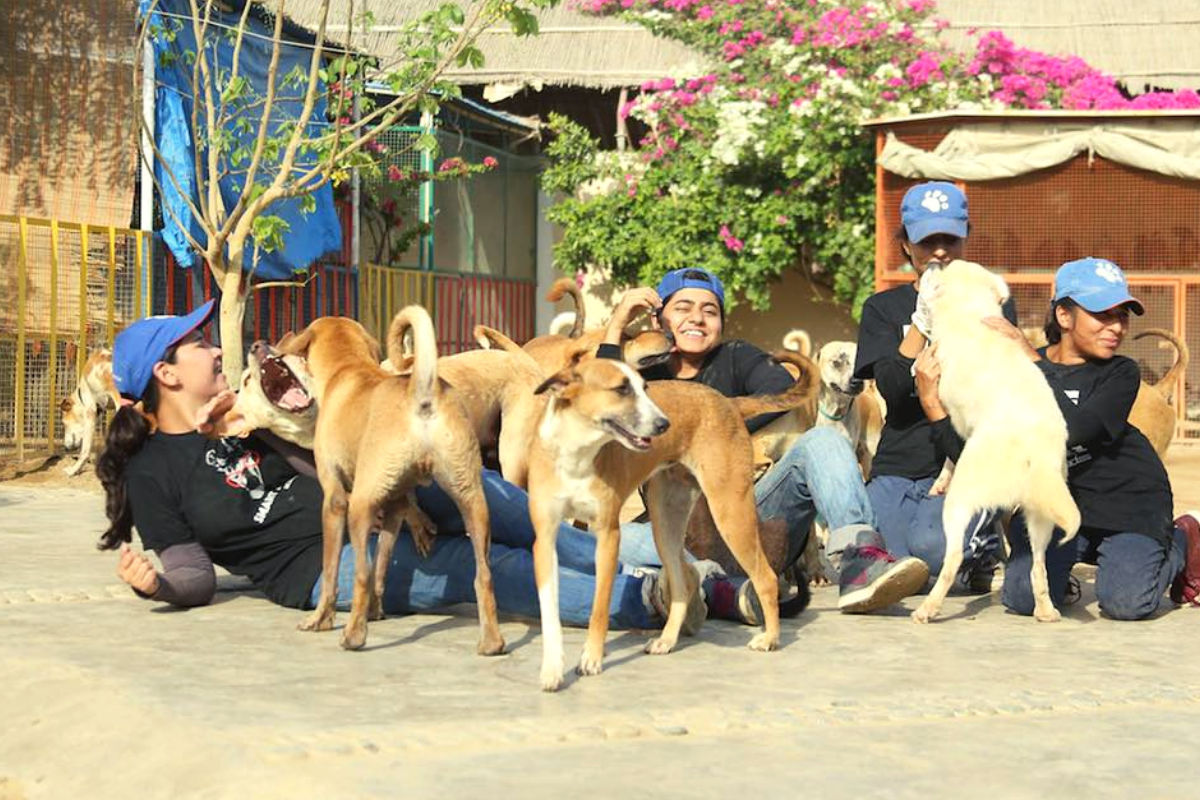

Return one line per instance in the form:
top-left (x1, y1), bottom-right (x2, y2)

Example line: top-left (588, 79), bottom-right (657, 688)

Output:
top-left (195, 389), bottom-right (239, 435)
top-left (117, 544), bottom-right (161, 596)
top-left (914, 344), bottom-right (947, 422)
top-left (603, 287), bottom-right (662, 345)
top-left (982, 316), bottom-right (1041, 362)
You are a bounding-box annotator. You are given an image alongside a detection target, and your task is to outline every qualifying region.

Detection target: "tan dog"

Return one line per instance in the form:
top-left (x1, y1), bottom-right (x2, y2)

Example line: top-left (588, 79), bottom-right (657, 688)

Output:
top-left (1022, 327), bottom-right (1188, 458)
top-left (60, 349), bottom-right (121, 475)
top-left (522, 279), bottom-right (675, 374)
top-left (524, 352), bottom-right (819, 691)
top-left (217, 339), bottom-right (318, 448)
top-left (280, 309), bottom-right (505, 654)
top-left (914, 261), bottom-right (1080, 624)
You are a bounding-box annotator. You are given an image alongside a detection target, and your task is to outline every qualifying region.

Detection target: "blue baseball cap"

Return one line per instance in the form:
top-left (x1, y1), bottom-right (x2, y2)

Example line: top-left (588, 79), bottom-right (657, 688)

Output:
top-left (112, 300), bottom-right (216, 401)
top-left (1053, 258), bottom-right (1144, 316)
top-left (656, 268), bottom-right (726, 311)
top-left (901, 181), bottom-right (969, 243)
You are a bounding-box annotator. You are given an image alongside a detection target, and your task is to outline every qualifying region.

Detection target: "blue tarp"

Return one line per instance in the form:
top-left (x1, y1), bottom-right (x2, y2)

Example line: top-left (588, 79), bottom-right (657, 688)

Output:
top-left (140, 0), bottom-right (342, 280)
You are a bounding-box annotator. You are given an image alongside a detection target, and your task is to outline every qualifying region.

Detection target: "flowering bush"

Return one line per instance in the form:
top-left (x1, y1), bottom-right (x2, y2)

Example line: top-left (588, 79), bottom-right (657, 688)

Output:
top-left (543, 0), bottom-right (1199, 315)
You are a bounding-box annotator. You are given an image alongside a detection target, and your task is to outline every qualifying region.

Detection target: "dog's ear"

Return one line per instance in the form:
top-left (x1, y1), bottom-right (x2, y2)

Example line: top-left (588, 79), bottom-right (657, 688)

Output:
top-left (60, 396), bottom-right (74, 414)
top-left (276, 330), bottom-right (296, 348)
top-left (535, 368), bottom-right (580, 399)
top-left (564, 343), bottom-right (592, 367)
top-left (278, 327), bottom-right (314, 357)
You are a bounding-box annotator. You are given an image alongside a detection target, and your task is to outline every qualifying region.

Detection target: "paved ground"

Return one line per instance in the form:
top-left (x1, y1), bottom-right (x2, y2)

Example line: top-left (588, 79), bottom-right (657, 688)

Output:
top-left (2, 450), bottom-right (1199, 800)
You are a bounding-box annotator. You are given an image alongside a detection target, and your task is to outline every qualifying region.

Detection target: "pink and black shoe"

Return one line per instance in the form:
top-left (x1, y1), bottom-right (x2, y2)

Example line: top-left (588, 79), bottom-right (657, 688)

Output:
top-left (1169, 512), bottom-right (1200, 607)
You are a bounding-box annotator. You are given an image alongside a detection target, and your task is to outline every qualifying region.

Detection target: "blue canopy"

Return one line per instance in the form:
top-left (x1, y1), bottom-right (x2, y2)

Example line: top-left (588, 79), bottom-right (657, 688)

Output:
top-left (141, 0), bottom-right (343, 280)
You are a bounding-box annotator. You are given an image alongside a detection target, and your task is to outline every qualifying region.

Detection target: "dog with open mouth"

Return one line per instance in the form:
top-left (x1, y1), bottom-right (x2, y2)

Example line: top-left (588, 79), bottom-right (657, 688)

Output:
top-left (214, 338), bottom-right (319, 448)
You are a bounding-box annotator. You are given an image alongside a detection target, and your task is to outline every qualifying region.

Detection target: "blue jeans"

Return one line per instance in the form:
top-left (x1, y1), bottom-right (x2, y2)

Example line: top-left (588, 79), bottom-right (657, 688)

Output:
top-left (309, 469), bottom-right (656, 630)
top-left (619, 427), bottom-right (878, 569)
top-left (866, 475), bottom-right (997, 579)
top-left (1001, 516), bottom-right (1187, 621)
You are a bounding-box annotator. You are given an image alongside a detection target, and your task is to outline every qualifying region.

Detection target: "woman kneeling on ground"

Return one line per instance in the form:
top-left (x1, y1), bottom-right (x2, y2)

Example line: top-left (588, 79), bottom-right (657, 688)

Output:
top-left (100, 300), bottom-right (721, 632)
top-left (966, 257), bottom-right (1199, 619)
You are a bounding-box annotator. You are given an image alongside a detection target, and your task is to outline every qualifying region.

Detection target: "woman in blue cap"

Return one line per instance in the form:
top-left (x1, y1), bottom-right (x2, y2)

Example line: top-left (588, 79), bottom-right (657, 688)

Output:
top-left (99, 301), bottom-right (700, 631)
top-left (854, 181), bottom-right (1015, 592)
top-left (984, 257), bottom-right (1200, 618)
top-left (599, 267), bottom-right (930, 617)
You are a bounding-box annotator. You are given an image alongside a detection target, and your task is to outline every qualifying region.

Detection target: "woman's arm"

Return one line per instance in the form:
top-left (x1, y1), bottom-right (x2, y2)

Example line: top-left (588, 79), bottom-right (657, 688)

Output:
top-left (117, 542), bottom-right (216, 607)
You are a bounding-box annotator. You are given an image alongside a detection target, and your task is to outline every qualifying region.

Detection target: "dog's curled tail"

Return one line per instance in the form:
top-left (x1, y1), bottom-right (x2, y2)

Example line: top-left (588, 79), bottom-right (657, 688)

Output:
top-left (782, 329), bottom-right (812, 358)
top-left (388, 306), bottom-right (438, 407)
top-left (1134, 328), bottom-right (1189, 402)
top-left (733, 351), bottom-right (819, 418)
top-left (1030, 465), bottom-right (1082, 545)
top-left (474, 325), bottom-right (543, 371)
top-left (546, 277), bottom-right (585, 338)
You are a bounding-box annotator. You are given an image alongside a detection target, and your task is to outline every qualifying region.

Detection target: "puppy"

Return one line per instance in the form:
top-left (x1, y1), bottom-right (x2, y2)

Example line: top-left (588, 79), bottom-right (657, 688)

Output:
top-left (526, 354), bottom-right (818, 691)
top-left (913, 261), bottom-right (1080, 624)
top-left (522, 278), bottom-right (674, 374)
top-left (280, 309), bottom-right (505, 654)
top-left (1022, 327), bottom-right (1188, 458)
top-left (60, 349), bottom-right (120, 475)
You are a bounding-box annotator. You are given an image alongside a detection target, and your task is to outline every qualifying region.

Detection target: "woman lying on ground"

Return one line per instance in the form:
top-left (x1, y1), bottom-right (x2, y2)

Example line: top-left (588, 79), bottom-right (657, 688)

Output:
top-left (924, 257), bottom-right (1199, 619)
top-left (100, 300), bottom-right (736, 633)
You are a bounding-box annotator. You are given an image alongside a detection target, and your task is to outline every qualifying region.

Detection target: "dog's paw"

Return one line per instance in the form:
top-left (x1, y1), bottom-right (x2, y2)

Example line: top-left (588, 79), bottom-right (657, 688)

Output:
top-left (911, 603), bottom-right (937, 624)
top-left (340, 622), bottom-right (368, 651)
top-left (643, 636), bottom-right (677, 656)
top-left (368, 597), bottom-right (385, 622)
top-left (297, 610), bottom-right (334, 632)
top-left (747, 632), bottom-right (778, 652)
top-left (477, 634), bottom-right (507, 657)
top-left (1034, 606), bottom-right (1062, 623)
top-left (63, 460), bottom-right (86, 476)
top-left (540, 666), bottom-right (565, 692)
top-left (576, 648), bottom-right (604, 676)
top-left (406, 509), bottom-right (437, 558)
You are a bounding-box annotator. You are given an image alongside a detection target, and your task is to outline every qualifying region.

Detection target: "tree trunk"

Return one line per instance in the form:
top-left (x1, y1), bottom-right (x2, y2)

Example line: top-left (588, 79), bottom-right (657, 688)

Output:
top-left (217, 268), bottom-right (246, 383)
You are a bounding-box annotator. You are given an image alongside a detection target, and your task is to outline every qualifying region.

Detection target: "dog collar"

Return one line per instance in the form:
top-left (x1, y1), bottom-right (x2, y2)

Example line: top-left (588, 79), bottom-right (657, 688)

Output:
top-left (818, 401), bottom-right (850, 422)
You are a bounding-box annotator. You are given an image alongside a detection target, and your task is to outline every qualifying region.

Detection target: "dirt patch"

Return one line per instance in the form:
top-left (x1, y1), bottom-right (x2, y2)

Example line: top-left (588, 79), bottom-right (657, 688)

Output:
top-left (1, 455), bottom-right (101, 493)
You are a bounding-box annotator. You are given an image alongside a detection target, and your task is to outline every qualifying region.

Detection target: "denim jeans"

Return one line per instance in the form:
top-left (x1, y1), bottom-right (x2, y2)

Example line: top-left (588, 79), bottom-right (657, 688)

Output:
top-left (309, 469), bottom-right (656, 630)
top-left (619, 426), bottom-right (878, 569)
top-left (866, 474), bottom-right (997, 579)
top-left (1001, 516), bottom-right (1187, 621)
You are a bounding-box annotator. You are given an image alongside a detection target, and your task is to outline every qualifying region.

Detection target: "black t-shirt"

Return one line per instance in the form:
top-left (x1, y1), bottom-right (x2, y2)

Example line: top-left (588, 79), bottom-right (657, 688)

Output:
top-left (125, 432), bottom-right (324, 608)
top-left (854, 283), bottom-right (1018, 481)
top-left (1036, 350), bottom-right (1174, 544)
top-left (634, 338), bottom-right (796, 432)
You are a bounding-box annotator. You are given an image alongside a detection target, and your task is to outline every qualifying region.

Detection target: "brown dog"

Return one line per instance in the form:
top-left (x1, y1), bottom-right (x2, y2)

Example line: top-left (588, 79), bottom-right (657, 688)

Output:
top-left (280, 309), bottom-right (505, 655)
top-left (525, 353), bottom-right (818, 691)
top-left (522, 279), bottom-right (675, 374)
top-left (61, 349), bottom-right (120, 475)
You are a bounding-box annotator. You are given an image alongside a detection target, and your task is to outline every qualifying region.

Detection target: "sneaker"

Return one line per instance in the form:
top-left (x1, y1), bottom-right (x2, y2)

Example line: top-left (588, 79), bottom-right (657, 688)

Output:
top-left (837, 537), bottom-right (930, 614)
top-left (1169, 512), bottom-right (1200, 607)
top-left (704, 573), bottom-right (810, 625)
top-left (641, 565), bottom-right (707, 635)
top-left (960, 550), bottom-right (1000, 595)
top-left (1063, 574), bottom-right (1082, 607)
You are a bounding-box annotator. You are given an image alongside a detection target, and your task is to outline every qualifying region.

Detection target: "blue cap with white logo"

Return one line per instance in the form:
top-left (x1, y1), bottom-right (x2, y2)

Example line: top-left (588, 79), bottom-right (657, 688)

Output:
top-left (112, 300), bottom-right (216, 401)
top-left (656, 268), bottom-right (726, 311)
top-left (901, 181), bottom-right (969, 243)
top-left (1053, 257), bottom-right (1144, 316)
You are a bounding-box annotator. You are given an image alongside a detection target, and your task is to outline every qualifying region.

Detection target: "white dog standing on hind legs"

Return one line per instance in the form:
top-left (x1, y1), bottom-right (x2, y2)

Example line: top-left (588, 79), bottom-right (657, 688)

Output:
top-left (910, 260), bottom-right (1081, 624)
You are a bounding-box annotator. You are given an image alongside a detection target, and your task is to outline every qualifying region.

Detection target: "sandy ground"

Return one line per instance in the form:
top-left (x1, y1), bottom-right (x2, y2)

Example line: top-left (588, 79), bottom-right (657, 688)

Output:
top-left (1, 449), bottom-right (1199, 800)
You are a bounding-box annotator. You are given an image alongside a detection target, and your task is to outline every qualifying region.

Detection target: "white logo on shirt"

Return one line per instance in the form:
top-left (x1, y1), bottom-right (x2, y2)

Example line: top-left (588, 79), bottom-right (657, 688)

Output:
top-left (206, 440), bottom-right (266, 500)
top-left (1061, 389), bottom-right (1091, 468)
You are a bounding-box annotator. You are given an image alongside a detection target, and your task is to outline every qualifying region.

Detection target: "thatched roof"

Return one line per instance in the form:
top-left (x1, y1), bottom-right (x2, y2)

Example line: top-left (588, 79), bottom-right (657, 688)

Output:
top-left (929, 0), bottom-right (1200, 92)
top-left (284, 1), bottom-right (705, 88)
top-left (284, 1), bottom-right (1199, 93)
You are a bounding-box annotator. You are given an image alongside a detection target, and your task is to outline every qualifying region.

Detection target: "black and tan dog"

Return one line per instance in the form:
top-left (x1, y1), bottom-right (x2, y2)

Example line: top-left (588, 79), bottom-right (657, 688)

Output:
top-left (278, 308), bottom-right (505, 654)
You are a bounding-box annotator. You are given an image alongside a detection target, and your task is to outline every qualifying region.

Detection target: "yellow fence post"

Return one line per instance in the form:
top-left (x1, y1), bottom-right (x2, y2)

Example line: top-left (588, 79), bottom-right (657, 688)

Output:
top-left (106, 226), bottom-right (117, 347)
top-left (48, 220), bottom-right (60, 449)
top-left (15, 217), bottom-right (29, 461)
top-left (134, 230), bottom-right (144, 319)
top-left (78, 224), bottom-right (89, 380)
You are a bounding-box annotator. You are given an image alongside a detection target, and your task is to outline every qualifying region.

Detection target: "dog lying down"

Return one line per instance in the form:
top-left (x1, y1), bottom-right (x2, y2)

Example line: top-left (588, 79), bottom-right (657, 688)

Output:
top-left (914, 261), bottom-right (1081, 624)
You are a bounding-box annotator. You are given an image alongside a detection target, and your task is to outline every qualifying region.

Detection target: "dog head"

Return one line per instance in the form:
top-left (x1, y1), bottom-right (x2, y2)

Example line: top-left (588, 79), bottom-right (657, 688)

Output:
top-left (925, 260), bottom-right (1010, 338)
top-left (60, 391), bottom-right (88, 451)
top-left (277, 317), bottom-right (381, 388)
top-left (535, 358), bottom-right (670, 452)
top-left (815, 341), bottom-right (859, 396)
top-left (227, 338), bottom-right (318, 447)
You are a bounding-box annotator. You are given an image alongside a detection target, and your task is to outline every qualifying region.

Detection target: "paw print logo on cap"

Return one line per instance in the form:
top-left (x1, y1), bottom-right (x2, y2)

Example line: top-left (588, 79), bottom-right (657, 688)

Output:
top-left (1094, 260), bottom-right (1121, 284)
top-left (920, 190), bottom-right (950, 214)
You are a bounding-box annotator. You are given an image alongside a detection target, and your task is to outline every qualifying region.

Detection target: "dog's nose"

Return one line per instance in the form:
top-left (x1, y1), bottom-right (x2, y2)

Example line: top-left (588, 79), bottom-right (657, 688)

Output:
top-left (652, 417), bottom-right (670, 435)
top-left (250, 340), bottom-right (269, 357)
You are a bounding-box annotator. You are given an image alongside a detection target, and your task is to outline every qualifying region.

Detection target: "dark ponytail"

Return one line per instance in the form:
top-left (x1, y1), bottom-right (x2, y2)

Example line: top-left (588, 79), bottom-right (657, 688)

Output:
top-left (1042, 298), bottom-right (1076, 346)
top-left (96, 346), bottom-right (174, 550)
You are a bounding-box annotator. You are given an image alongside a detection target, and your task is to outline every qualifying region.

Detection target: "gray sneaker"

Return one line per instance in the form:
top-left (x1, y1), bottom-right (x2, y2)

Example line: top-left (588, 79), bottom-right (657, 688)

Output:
top-left (641, 565), bottom-right (707, 635)
top-left (836, 532), bottom-right (929, 614)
